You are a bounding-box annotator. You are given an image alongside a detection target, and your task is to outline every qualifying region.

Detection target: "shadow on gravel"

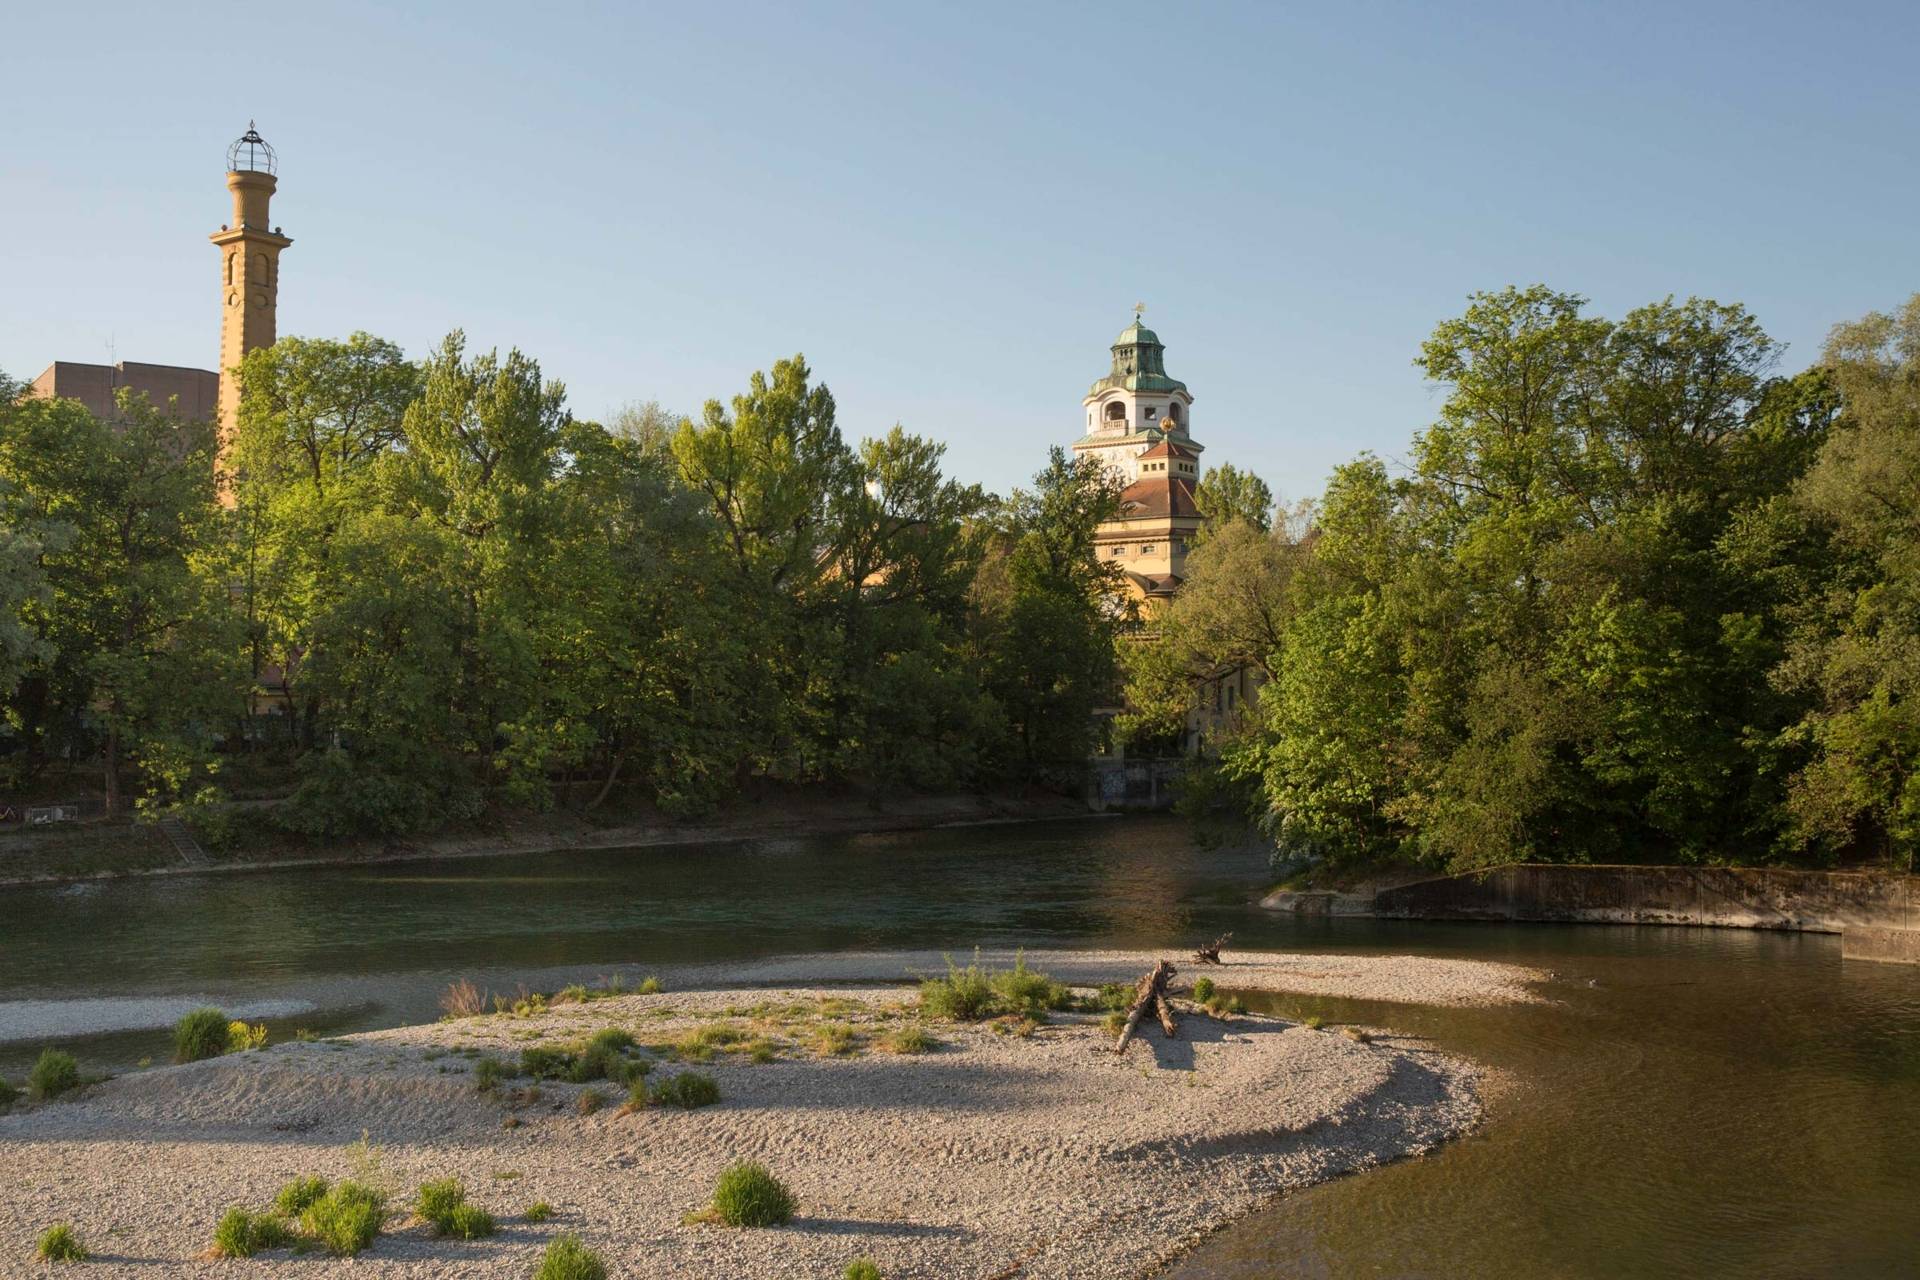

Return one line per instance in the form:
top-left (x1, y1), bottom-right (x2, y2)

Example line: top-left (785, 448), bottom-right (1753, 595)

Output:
top-left (1127, 1012), bottom-right (1291, 1073)
top-left (793, 1217), bottom-right (971, 1239)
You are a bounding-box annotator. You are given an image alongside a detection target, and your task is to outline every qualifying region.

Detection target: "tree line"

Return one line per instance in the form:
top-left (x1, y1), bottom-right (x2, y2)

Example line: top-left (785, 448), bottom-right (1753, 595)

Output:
top-left (1127, 289), bottom-right (1919, 872)
top-left (0, 338), bottom-right (1127, 837)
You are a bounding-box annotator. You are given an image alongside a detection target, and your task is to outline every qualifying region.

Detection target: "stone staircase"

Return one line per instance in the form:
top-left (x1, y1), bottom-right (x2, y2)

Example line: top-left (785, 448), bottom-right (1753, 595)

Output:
top-left (158, 816), bottom-right (210, 867)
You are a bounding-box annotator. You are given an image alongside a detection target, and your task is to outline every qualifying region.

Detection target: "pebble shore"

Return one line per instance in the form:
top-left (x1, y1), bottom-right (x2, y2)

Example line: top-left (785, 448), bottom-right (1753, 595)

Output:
top-left (0, 949), bottom-right (1544, 1277)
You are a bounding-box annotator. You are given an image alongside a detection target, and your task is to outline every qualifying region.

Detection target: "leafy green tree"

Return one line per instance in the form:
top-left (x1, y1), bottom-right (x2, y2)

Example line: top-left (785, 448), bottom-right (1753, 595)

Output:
top-left (971, 447), bottom-right (1126, 775)
top-left (1771, 295), bottom-right (1920, 864)
top-left (0, 384), bottom-right (240, 812)
top-left (1193, 462), bottom-right (1274, 534)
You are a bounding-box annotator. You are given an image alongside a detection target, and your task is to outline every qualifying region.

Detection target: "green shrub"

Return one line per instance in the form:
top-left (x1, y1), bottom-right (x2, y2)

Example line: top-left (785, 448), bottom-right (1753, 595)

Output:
top-left (301, 1180), bottom-right (386, 1255)
top-left (443, 1203), bottom-right (495, 1239)
top-left (814, 1021), bottom-right (857, 1056)
top-left (1299, 1013), bottom-right (1323, 1030)
top-left (525, 1200), bottom-right (554, 1222)
top-left (1191, 977), bottom-right (1216, 1004)
top-left (619, 1057), bottom-right (652, 1086)
top-left (1103, 1010), bottom-right (1127, 1035)
top-left (174, 1006), bottom-right (231, 1062)
top-left (555, 984), bottom-right (590, 1004)
top-left (569, 1028), bottom-right (635, 1082)
top-left (212, 1207), bottom-right (291, 1258)
top-left (845, 1260), bottom-right (883, 1280)
top-left (35, 1223), bottom-right (87, 1262)
top-left (28, 1049), bottom-right (79, 1100)
top-left (415, 1177), bottom-right (466, 1230)
top-left (520, 1046), bottom-right (575, 1080)
top-left (474, 1056), bottom-right (505, 1092)
top-left (0, 1075), bottom-right (18, 1112)
top-left (534, 1234), bottom-right (607, 1280)
top-left (274, 1175), bottom-right (329, 1216)
top-left (710, 1160), bottom-right (796, 1227)
top-left (622, 1075), bottom-right (651, 1112)
top-left (651, 1071), bottom-right (720, 1109)
top-left (636, 976), bottom-right (662, 995)
top-left (990, 952), bottom-right (1069, 1014)
top-left (919, 953), bottom-right (994, 1020)
top-left (1093, 982), bottom-right (1133, 1011)
top-left (576, 1087), bottom-right (606, 1115)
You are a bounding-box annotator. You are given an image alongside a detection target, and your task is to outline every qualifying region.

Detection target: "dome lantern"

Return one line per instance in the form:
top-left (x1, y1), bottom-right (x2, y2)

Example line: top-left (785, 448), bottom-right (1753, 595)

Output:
top-left (226, 122), bottom-right (277, 176)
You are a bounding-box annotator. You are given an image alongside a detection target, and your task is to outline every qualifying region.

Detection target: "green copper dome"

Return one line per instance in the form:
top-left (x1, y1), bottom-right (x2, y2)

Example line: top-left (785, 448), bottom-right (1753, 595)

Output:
top-left (1088, 316), bottom-right (1187, 397)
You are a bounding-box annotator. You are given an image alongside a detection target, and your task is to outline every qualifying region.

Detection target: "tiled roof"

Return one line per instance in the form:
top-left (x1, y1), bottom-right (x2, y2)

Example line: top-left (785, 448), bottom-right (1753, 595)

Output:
top-left (1117, 472), bottom-right (1201, 520)
top-left (1136, 439), bottom-right (1197, 461)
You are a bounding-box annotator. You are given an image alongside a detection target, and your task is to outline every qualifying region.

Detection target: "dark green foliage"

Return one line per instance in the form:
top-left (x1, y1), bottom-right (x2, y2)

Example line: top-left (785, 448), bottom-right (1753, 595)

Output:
top-left (173, 1006), bottom-right (229, 1063)
top-left (28, 1049), bottom-right (78, 1100)
top-left (212, 1207), bottom-right (292, 1258)
top-left (474, 1056), bottom-right (504, 1092)
top-left (651, 1071), bottom-right (720, 1109)
top-left (845, 1260), bottom-right (884, 1280)
top-left (525, 1200), bottom-right (554, 1222)
top-left (1191, 977), bottom-right (1216, 1004)
top-left (710, 1160), bottom-right (796, 1227)
top-left (300, 1180), bottom-right (386, 1255)
top-left (989, 953), bottom-right (1071, 1014)
top-left (534, 1234), bottom-right (607, 1280)
top-left (35, 1223), bottom-right (87, 1263)
top-left (0, 1075), bottom-right (18, 1112)
top-left (520, 1046), bottom-right (575, 1080)
top-left (443, 1203), bottom-right (495, 1239)
top-left (273, 1176), bottom-right (329, 1216)
top-left (568, 1028), bottom-right (636, 1082)
top-left (919, 954), bottom-right (994, 1020)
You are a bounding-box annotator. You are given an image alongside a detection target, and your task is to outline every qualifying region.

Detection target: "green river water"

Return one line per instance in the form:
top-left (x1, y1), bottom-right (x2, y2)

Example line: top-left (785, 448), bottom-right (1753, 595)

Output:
top-left (2, 814), bottom-right (1916, 1278)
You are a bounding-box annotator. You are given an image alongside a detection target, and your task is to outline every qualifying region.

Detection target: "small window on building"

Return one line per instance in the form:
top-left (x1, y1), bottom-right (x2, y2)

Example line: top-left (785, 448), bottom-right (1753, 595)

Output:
top-left (1141, 544), bottom-right (1157, 556)
top-left (1168, 403), bottom-right (1182, 423)
top-left (1105, 401), bottom-right (1126, 421)
top-left (1145, 407), bottom-right (1157, 420)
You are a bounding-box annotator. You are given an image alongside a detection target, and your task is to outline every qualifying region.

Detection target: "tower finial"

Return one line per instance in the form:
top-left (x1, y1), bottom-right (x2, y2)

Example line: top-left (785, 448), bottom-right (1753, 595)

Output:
top-left (1134, 301), bottom-right (1146, 320)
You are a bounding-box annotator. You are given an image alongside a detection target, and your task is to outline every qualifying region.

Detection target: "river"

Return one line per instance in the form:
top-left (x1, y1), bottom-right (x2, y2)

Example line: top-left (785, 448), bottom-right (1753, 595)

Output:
top-left (2, 814), bottom-right (1916, 1278)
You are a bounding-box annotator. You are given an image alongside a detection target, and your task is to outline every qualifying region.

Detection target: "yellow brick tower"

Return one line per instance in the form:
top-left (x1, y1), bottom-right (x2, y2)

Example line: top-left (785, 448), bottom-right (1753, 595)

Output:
top-left (209, 123), bottom-right (291, 494)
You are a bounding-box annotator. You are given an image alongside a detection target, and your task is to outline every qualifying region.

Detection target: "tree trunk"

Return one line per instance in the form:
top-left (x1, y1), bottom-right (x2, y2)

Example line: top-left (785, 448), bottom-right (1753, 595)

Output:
top-left (1113, 959), bottom-right (1179, 1054)
top-left (587, 750), bottom-right (625, 811)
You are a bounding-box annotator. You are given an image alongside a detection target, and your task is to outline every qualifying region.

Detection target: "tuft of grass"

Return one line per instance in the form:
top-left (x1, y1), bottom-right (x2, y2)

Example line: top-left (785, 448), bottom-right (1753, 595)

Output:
top-left (1341, 1026), bottom-right (1373, 1044)
top-left (555, 984), bottom-right (590, 1005)
top-left (440, 977), bottom-right (489, 1018)
top-left (525, 1200), bottom-right (554, 1222)
top-left (28, 1049), bottom-right (80, 1101)
top-left (534, 1233), bottom-right (607, 1280)
top-left (212, 1207), bottom-right (291, 1258)
top-left (845, 1259), bottom-right (883, 1280)
top-left (415, 1178), bottom-right (466, 1230)
top-left (880, 1025), bottom-right (935, 1054)
top-left (1103, 1010), bottom-right (1128, 1036)
top-left (35, 1223), bottom-right (87, 1263)
top-left (1191, 977), bottom-right (1216, 1004)
top-left (989, 951), bottom-right (1070, 1014)
top-left (709, 1160), bottom-right (796, 1227)
top-left (636, 975), bottom-right (663, 995)
top-left (814, 1021), bottom-right (858, 1056)
top-left (520, 1045), bottom-right (575, 1080)
top-left (1299, 1013), bottom-right (1324, 1030)
top-left (0, 1075), bottom-right (18, 1112)
top-left (301, 1180), bottom-right (386, 1256)
top-left (443, 1203), bottom-right (495, 1239)
top-left (274, 1176), bottom-right (329, 1216)
top-left (746, 1038), bottom-right (778, 1064)
top-left (174, 1006), bottom-right (230, 1063)
top-left (1093, 982), bottom-right (1133, 1012)
top-left (227, 1020), bottom-right (268, 1052)
top-left (919, 952), bottom-right (995, 1020)
top-left (294, 1028), bottom-right (320, 1042)
top-left (576, 1087), bottom-right (606, 1116)
top-left (474, 1056), bottom-right (505, 1093)
top-left (569, 1027), bottom-right (637, 1082)
top-left (651, 1071), bottom-right (720, 1109)
top-left (621, 1075), bottom-right (651, 1113)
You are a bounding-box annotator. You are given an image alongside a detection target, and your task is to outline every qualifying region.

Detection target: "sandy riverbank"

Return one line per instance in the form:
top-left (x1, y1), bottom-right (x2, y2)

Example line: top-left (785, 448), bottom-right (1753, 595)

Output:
top-left (0, 950), bottom-right (1544, 1277)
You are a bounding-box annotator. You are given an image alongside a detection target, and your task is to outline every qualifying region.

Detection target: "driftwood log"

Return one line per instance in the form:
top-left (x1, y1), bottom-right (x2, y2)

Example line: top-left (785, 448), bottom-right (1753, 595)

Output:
top-left (1113, 959), bottom-right (1179, 1054)
top-left (1192, 932), bottom-right (1233, 965)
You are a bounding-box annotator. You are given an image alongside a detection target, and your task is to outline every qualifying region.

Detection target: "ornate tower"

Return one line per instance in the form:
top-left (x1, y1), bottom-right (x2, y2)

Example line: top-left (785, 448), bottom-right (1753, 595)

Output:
top-left (209, 124), bottom-right (291, 490)
top-left (1071, 309), bottom-right (1200, 484)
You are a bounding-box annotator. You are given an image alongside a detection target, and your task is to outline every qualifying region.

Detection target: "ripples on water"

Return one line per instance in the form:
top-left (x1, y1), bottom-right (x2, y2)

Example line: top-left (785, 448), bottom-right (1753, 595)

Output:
top-left (2, 815), bottom-right (1916, 1278)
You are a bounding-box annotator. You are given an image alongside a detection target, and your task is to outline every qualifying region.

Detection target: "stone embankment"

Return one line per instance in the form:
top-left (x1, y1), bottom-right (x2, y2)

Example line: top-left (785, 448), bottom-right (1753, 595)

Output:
top-left (1264, 864), bottom-right (1920, 963)
top-left (0, 949), bottom-right (1544, 1278)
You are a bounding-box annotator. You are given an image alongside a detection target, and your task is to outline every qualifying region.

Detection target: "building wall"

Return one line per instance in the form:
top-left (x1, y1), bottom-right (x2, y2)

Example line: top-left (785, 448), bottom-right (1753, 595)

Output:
top-left (27, 361), bottom-right (220, 424)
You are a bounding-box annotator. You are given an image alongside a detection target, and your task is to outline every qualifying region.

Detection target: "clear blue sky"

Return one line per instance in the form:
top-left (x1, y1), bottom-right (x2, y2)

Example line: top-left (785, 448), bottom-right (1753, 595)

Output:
top-left (4, 1), bottom-right (1914, 501)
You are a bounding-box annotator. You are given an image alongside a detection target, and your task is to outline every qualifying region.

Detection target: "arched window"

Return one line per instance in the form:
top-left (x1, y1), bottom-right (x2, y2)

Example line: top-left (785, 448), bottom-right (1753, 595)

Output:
top-left (1104, 401), bottom-right (1126, 422)
top-left (1167, 403), bottom-right (1182, 424)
